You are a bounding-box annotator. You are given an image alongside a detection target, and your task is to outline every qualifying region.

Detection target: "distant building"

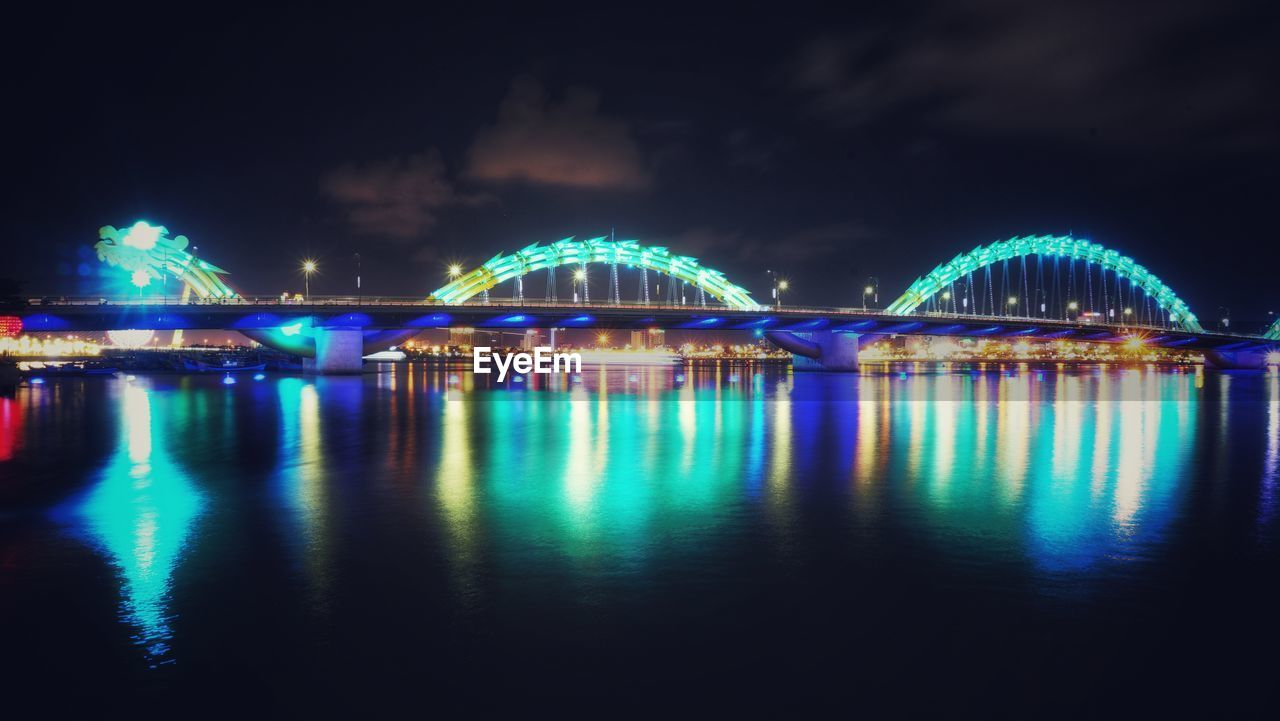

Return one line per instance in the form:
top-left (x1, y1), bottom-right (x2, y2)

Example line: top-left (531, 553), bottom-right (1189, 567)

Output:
top-left (449, 327), bottom-right (474, 348)
top-left (630, 330), bottom-right (647, 350)
top-left (648, 328), bottom-right (666, 349)
top-left (521, 329), bottom-right (544, 350)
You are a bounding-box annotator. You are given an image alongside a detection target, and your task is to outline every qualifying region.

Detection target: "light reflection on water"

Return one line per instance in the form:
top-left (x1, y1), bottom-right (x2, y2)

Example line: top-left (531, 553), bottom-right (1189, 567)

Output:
top-left (5, 362), bottom-right (1279, 674)
top-left (51, 381), bottom-right (204, 666)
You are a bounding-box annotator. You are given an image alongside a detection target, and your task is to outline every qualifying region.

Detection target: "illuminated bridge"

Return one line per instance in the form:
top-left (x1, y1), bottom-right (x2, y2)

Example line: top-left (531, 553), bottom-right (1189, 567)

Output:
top-left (6, 224), bottom-right (1278, 373)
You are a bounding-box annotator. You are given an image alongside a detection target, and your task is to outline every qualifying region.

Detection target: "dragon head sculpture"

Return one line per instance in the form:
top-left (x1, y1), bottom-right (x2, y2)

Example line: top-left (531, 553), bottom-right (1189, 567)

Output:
top-left (95, 222), bottom-right (235, 298)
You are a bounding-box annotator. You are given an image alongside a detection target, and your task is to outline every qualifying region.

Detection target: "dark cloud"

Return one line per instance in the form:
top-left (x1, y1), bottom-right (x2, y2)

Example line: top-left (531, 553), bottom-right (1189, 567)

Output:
top-left (723, 128), bottom-right (782, 173)
top-left (464, 77), bottom-right (651, 190)
top-left (321, 150), bottom-right (490, 240)
top-left (787, 0), bottom-right (1277, 150)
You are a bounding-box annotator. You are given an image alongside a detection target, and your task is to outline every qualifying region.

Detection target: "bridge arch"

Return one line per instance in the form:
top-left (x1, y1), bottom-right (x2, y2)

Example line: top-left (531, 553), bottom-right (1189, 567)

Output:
top-left (428, 236), bottom-right (759, 309)
top-left (1265, 318), bottom-right (1280, 341)
top-left (885, 235), bottom-right (1204, 333)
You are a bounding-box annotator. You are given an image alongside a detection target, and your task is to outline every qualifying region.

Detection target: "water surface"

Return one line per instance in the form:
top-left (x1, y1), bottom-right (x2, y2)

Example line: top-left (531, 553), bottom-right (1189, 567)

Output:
top-left (2, 363), bottom-right (1278, 714)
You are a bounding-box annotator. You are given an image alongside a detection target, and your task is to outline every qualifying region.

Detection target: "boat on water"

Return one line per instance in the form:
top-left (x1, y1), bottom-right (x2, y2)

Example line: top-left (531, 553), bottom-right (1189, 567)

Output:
top-left (182, 357), bottom-right (268, 373)
top-left (14, 360), bottom-right (119, 377)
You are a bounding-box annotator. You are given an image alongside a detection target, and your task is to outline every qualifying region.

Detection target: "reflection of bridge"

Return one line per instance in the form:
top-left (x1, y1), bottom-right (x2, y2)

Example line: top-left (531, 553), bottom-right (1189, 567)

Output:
top-left (8, 224), bottom-right (1279, 372)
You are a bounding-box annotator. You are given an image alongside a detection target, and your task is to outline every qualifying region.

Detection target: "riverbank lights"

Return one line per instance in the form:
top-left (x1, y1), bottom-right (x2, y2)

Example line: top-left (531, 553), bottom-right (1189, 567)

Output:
top-left (597, 332), bottom-right (610, 346)
top-left (1124, 336), bottom-right (1145, 351)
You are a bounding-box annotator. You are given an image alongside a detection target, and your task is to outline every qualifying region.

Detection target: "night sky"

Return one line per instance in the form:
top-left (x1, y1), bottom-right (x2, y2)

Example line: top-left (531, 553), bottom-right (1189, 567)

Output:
top-left (9, 2), bottom-right (1279, 329)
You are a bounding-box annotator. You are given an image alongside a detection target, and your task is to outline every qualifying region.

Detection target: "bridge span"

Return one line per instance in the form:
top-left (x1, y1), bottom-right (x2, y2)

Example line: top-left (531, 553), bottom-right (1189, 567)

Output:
top-left (11, 296), bottom-right (1276, 373)
top-left (7, 224), bottom-right (1274, 372)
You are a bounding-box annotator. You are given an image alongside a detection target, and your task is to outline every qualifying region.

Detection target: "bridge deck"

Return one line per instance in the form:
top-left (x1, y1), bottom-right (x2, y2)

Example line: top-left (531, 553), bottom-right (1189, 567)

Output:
top-left (9, 297), bottom-right (1275, 352)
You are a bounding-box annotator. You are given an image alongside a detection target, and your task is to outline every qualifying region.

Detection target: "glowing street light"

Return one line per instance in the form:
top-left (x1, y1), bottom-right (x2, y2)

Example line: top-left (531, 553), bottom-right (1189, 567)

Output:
top-left (596, 332), bottom-right (610, 347)
top-left (573, 268), bottom-right (588, 305)
top-left (121, 220), bottom-right (163, 250)
top-left (448, 263), bottom-right (463, 279)
top-left (301, 259), bottom-right (317, 300)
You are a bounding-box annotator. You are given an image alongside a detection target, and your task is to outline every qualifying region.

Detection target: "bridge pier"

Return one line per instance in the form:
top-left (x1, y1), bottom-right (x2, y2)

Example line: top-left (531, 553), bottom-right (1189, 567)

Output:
top-left (766, 330), bottom-right (860, 372)
top-left (311, 327), bottom-right (365, 375)
top-left (1202, 349), bottom-right (1273, 371)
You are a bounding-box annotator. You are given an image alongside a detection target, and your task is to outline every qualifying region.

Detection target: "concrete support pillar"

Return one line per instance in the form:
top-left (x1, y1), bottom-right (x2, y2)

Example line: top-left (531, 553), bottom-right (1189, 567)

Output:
top-left (1202, 349), bottom-right (1271, 371)
top-left (313, 327), bottom-right (365, 374)
top-left (766, 330), bottom-right (860, 372)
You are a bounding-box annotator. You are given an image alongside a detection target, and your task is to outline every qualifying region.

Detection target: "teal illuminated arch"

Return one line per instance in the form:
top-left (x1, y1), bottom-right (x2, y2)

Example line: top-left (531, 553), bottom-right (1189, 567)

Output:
top-left (1265, 318), bottom-right (1280, 341)
top-left (95, 222), bottom-right (237, 299)
top-left (885, 235), bottom-right (1205, 333)
top-left (429, 236), bottom-right (759, 309)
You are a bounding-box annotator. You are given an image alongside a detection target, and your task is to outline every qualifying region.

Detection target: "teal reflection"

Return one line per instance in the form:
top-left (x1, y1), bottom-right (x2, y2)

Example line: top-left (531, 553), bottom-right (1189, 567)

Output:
top-left (1022, 369), bottom-right (1195, 571)
top-left (839, 368), bottom-right (1197, 573)
top-left (59, 381), bottom-right (204, 666)
top-left (431, 366), bottom-right (1207, 584)
top-left (273, 378), bottom-right (334, 610)
top-left (460, 383), bottom-right (771, 579)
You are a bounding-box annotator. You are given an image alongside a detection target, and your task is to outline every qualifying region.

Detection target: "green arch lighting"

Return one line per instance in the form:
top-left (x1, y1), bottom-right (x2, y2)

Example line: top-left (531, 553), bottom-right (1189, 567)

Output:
top-left (428, 236), bottom-right (759, 309)
top-left (885, 235), bottom-right (1204, 333)
top-left (1265, 318), bottom-right (1280, 341)
top-left (95, 222), bottom-right (237, 299)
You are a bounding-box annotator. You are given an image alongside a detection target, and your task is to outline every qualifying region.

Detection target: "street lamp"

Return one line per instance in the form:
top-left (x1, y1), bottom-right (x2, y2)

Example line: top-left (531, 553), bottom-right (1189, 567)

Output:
top-left (777, 279), bottom-right (789, 308)
top-left (448, 263), bottom-right (463, 279)
top-left (574, 268), bottom-right (587, 304)
top-left (1007, 296), bottom-right (1018, 316)
top-left (597, 332), bottom-right (610, 347)
top-left (864, 285), bottom-right (874, 311)
top-left (354, 253), bottom-right (362, 303)
top-left (301, 259), bottom-right (317, 300)
top-left (1067, 300), bottom-right (1078, 320)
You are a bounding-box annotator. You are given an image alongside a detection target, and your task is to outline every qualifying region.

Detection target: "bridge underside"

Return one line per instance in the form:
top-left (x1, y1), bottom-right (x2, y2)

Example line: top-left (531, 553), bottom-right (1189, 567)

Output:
top-left (765, 330), bottom-right (862, 372)
top-left (14, 302), bottom-right (1278, 371)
